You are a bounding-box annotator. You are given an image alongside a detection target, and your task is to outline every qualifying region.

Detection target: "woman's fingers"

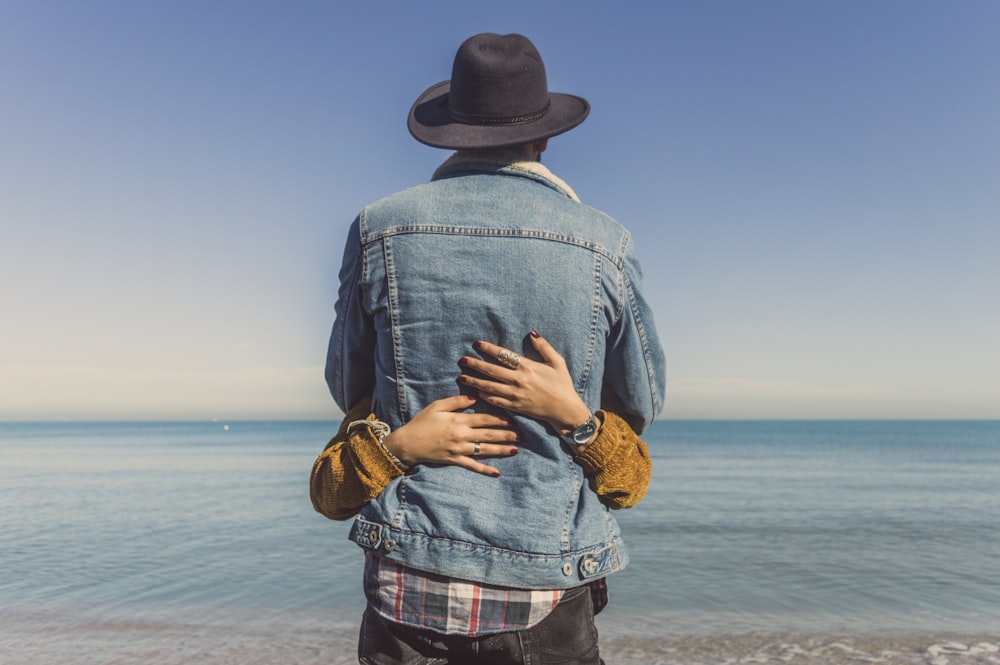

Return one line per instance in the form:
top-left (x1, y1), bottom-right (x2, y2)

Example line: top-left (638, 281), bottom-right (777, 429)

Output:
top-left (528, 330), bottom-right (565, 368)
top-left (390, 394), bottom-right (520, 469)
top-left (470, 341), bottom-right (531, 373)
top-left (453, 441), bottom-right (518, 477)
top-left (464, 441), bottom-right (519, 457)
top-left (459, 425), bottom-right (519, 444)
top-left (426, 394), bottom-right (479, 412)
top-left (460, 354), bottom-right (516, 381)
top-left (459, 372), bottom-right (517, 398)
top-left (460, 411), bottom-right (514, 429)
top-left (427, 440), bottom-right (517, 478)
top-left (423, 396), bottom-right (517, 431)
top-left (453, 458), bottom-right (501, 477)
top-left (421, 395), bottom-right (519, 433)
top-left (472, 340), bottom-right (507, 361)
top-left (471, 334), bottom-right (564, 371)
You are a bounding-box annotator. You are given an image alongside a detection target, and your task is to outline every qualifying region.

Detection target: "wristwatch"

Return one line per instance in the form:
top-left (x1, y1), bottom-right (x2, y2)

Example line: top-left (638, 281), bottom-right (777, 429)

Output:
top-left (561, 412), bottom-right (599, 446)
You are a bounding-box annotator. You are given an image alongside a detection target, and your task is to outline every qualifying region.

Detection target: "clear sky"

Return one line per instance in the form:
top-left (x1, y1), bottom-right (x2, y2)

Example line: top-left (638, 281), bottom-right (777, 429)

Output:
top-left (2, 1), bottom-right (998, 421)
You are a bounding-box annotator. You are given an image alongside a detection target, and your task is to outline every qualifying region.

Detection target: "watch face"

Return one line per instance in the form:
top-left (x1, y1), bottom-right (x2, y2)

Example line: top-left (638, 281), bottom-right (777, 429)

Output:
top-left (572, 419), bottom-right (597, 445)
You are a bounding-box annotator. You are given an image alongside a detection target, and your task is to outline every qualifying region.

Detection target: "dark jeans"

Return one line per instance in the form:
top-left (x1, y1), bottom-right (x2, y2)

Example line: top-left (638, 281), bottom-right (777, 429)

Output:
top-left (358, 584), bottom-right (604, 665)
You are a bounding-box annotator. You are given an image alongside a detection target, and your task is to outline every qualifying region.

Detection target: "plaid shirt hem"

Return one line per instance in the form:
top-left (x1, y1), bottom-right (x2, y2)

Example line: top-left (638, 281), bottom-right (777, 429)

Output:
top-left (363, 551), bottom-right (563, 637)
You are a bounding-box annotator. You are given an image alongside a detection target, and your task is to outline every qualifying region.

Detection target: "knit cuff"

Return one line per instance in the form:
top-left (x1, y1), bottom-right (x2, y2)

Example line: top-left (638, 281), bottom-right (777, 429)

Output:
top-left (348, 414), bottom-right (409, 480)
top-left (575, 410), bottom-right (632, 473)
top-left (574, 409), bottom-right (651, 509)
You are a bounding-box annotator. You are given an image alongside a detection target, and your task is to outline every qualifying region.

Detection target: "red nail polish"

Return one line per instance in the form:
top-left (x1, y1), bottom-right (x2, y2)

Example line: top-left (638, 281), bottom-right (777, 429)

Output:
top-left (466, 395), bottom-right (477, 402)
top-left (491, 470), bottom-right (501, 478)
top-left (509, 448), bottom-right (519, 456)
top-left (530, 330), bottom-right (540, 338)
top-left (473, 341), bottom-right (483, 351)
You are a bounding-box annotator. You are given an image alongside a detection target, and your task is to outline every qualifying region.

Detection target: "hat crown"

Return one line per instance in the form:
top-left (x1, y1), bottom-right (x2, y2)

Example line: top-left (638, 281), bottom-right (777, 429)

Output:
top-left (407, 33), bottom-right (589, 150)
top-left (449, 33), bottom-right (550, 124)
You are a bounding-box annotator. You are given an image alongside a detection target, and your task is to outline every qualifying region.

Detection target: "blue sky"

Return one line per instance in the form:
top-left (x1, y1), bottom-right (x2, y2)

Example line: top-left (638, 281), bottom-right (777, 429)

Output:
top-left (2, 1), bottom-right (998, 420)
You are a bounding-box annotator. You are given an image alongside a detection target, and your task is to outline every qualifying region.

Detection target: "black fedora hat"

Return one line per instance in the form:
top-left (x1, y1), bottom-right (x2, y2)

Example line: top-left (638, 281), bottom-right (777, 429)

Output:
top-left (408, 33), bottom-right (590, 150)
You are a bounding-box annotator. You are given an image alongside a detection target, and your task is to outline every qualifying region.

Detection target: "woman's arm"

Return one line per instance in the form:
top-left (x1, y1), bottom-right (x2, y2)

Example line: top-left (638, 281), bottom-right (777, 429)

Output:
top-left (458, 330), bottom-right (652, 509)
top-left (311, 332), bottom-right (652, 521)
top-left (310, 395), bottom-right (519, 521)
top-left (311, 399), bottom-right (401, 521)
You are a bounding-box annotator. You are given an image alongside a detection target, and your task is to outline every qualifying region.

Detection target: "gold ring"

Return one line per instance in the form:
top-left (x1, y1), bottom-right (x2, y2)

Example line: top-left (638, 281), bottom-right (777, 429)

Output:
top-left (497, 349), bottom-right (520, 369)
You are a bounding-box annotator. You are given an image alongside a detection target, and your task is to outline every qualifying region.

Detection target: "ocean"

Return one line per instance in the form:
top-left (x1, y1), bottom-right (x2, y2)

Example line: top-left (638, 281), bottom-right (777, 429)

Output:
top-left (1, 420), bottom-right (998, 664)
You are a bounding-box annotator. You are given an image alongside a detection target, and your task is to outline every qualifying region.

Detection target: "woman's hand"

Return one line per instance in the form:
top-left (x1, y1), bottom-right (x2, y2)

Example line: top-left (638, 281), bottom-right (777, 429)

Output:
top-left (382, 395), bottom-right (519, 477)
top-left (457, 331), bottom-right (595, 445)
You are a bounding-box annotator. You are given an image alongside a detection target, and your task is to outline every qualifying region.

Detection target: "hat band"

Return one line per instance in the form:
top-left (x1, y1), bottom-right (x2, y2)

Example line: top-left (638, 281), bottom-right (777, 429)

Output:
top-left (449, 100), bottom-right (550, 126)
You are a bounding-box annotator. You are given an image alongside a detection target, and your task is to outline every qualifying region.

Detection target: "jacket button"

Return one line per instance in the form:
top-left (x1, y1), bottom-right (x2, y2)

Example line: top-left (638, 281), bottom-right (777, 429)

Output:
top-left (562, 562), bottom-right (573, 576)
top-left (384, 539), bottom-right (397, 552)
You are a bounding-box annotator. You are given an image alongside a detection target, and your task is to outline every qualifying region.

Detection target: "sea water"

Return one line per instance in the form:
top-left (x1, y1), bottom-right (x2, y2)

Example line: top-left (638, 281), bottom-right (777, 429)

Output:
top-left (1, 420), bottom-right (998, 664)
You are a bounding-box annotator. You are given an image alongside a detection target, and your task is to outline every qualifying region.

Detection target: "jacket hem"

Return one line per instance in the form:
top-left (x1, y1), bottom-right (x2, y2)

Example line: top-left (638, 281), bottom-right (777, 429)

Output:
top-left (349, 516), bottom-right (628, 589)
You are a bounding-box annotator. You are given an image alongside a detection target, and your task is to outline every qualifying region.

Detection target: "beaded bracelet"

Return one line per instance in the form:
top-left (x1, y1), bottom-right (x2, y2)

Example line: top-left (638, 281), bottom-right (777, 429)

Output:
top-left (347, 419), bottom-right (411, 470)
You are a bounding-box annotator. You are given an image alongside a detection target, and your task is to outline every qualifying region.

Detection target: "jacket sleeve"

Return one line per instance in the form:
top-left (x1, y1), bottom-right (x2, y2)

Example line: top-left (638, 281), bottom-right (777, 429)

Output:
top-left (604, 233), bottom-right (666, 434)
top-left (310, 398), bottom-right (406, 521)
top-left (325, 215), bottom-right (377, 413)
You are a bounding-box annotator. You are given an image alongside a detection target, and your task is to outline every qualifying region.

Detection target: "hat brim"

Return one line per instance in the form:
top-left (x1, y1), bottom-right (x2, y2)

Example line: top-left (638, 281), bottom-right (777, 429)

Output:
top-left (407, 81), bottom-right (590, 150)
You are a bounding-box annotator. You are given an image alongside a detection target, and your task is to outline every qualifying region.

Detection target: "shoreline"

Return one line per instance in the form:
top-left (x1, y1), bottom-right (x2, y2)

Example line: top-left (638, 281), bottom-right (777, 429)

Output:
top-left (4, 606), bottom-right (998, 665)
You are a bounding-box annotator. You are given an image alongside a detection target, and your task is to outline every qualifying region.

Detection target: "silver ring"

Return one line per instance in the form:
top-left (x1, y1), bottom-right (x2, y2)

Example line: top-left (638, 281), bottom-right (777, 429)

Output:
top-left (497, 349), bottom-right (520, 369)
top-left (472, 442), bottom-right (482, 457)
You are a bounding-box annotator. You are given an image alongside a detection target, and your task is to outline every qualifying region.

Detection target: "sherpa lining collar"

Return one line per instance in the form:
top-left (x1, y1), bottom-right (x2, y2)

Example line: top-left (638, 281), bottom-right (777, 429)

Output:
top-left (432, 150), bottom-right (581, 203)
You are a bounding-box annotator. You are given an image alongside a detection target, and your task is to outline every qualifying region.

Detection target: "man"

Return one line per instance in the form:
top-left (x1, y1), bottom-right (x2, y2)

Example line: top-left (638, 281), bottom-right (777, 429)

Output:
top-left (326, 33), bottom-right (665, 664)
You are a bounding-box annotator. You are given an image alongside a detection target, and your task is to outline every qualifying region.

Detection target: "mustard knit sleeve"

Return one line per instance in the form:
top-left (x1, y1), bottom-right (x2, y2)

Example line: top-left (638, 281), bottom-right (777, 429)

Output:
top-left (574, 410), bottom-right (652, 509)
top-left (310, 399), bottom-right (406, 521)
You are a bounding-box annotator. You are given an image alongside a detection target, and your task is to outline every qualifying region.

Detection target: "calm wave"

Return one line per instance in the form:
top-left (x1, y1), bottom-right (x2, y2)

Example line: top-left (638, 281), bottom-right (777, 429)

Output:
top-left (2, 420), bottom-right (998, 663)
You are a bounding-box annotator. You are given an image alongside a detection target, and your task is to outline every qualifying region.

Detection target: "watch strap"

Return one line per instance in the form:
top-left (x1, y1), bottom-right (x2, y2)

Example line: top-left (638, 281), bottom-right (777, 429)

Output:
top-left (562, 412), bottom-right (598, 446)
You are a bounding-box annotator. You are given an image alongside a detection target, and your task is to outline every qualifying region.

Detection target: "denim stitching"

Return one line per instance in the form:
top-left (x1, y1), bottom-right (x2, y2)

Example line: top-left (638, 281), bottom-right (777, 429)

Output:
top-left (361, 225), bottom-right (625, 269)
top-left (624, 275), bottom-right (662, 418)
top-left (382, 236), bottom-right (410, 423)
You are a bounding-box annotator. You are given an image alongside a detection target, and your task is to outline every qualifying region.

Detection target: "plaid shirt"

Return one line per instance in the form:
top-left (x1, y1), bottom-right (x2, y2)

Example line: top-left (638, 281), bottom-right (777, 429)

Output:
top-left (363, 552), bottom-right (562, 637)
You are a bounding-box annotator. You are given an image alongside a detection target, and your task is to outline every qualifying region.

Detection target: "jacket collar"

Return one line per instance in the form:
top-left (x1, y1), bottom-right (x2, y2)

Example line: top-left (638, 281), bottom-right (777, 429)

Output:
top-left (432, 150), bottom-right (581, 203)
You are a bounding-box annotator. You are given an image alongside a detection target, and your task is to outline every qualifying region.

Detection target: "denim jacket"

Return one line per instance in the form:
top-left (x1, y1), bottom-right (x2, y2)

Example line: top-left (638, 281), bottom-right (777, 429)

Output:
top-left (326, 152), bottom-right (665, 589)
